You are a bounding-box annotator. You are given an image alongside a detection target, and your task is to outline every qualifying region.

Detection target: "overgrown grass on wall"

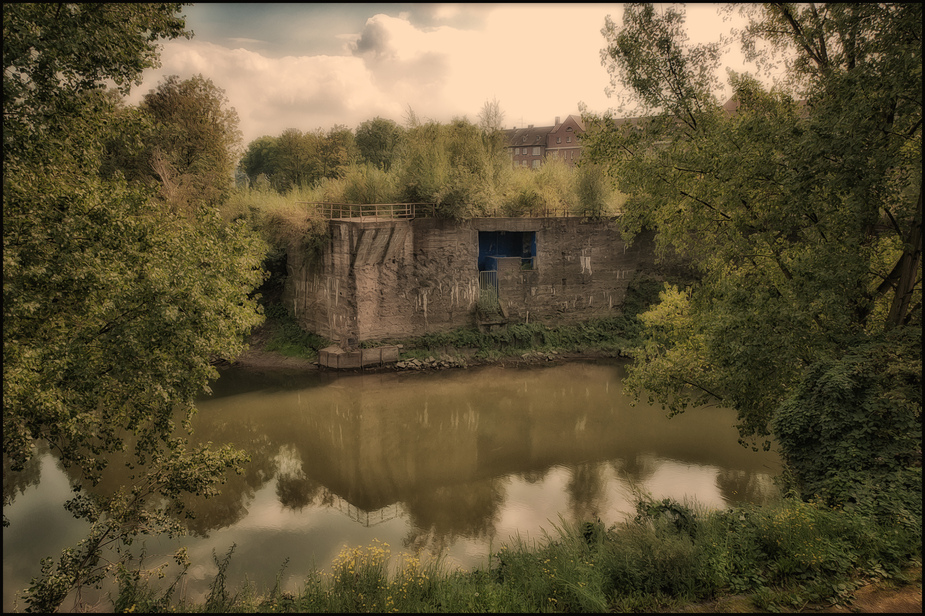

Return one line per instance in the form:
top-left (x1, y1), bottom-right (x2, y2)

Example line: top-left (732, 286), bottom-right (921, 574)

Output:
top-left (221, 185), bottom-right (329, 256)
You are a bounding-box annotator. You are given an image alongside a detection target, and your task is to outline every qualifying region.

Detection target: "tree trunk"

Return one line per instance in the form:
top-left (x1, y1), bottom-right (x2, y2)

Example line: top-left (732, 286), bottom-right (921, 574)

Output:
top-left (886, 189), bottom-right (923, 328)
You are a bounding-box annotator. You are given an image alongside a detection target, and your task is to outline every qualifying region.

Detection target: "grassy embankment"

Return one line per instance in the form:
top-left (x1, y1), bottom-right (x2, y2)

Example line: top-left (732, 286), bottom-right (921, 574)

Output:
top-left (114, 494), bottom-right (921, 613)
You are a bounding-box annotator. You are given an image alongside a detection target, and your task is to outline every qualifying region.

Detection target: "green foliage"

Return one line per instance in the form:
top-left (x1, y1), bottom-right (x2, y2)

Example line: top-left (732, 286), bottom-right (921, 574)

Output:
top-left (205, 544), bottom-right (239, 612)
top-left (112, 494), bottom-right (919, 612)
top-left (239, 126), bottom-right (358, 192)
top-left (355, 116), bottom-right (405, 172)
top-left (139, 74), bottom-right (243, 207)
top-left (396, 117), bottom-right (505, 218)
top-left (530, 158), bottom-right (575, 215)
top-left (584, 4), bottom-right (922, 452)
top-left (237, 106), bottom-right (635, 219)
top-left (573, 162), bottom-right (625, 217)
top-left (3, 3), bottom-right (190, 156)
top-left (388, 314), bottom-right (642, 361)
top-left (599, 3), bottom-right (722, 119)
top-left (341, 163), bottom-right (400, 204)
top-left (273, 128), bottom-right (323, 192)
top-left (772, 326), bottom-right (922, 531)
top-left (221, 187), bottom-right (329, 257)
top-left (3, 4), bottom-right (267, 610)
top-left (263, 305), bottom-right (330, 360)
top-left (111, 547), bottom-right (189, 615)
top-left (475, 290), bottom-right (502, 320)
top-left (239, 135), bottom-right (279, 186)
top-left (634, 496), bottom-right (699, 539)
top-left (318, 124), bottom-right (357, 181)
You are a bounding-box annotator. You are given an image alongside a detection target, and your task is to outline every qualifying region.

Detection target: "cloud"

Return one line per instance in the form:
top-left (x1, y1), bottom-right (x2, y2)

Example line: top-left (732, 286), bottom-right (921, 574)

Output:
top-left (129, 7), bottom-right (620, 143)
top-left (127, 5), bottom-right (752, 146)
top-left (226, 37), bottom-right (266, 46)
top-left (129, 39), bottom-right (398, 142)
top-left (348, 14), bottom-right (456, 115)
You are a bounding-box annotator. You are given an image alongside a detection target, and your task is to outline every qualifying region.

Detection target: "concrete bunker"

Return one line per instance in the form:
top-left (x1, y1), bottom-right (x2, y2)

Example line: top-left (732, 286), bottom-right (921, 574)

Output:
top-left (284, 214), bottom-right (658, 347)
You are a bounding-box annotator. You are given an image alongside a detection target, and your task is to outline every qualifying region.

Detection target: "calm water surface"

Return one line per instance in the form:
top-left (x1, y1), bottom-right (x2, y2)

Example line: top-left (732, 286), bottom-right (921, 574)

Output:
top-left (3, 360), bottom-right (781, 610)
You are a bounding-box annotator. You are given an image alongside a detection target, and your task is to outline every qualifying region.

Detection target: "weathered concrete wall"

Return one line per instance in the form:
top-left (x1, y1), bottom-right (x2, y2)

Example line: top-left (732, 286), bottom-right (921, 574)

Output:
top-left (498, 217), bottom-right (656, 325)
top-left (284, 217), bottom-right (657, 345)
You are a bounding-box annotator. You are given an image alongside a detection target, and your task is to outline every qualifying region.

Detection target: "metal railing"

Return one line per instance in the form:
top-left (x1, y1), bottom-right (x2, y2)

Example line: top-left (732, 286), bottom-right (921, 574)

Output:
top-left (329, 493), bottom-right (401, 527)
top-left (300, 202), bottom-right (436, 220)
top-left (299, 202), bottom-right (610, 220)
top-left (479, 270), bottom-right (498, 295)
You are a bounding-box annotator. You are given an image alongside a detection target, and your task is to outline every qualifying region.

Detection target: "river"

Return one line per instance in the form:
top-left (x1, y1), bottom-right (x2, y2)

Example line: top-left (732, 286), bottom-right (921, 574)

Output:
top-left (3, 359), bottom-right (781, 611)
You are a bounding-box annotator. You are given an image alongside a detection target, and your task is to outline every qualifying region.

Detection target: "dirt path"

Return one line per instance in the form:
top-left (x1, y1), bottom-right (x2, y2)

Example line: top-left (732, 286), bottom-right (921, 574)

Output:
top-left (674, 568), bottom-right (921, 613)
top-left (819, 569), bottom-right (922, 613)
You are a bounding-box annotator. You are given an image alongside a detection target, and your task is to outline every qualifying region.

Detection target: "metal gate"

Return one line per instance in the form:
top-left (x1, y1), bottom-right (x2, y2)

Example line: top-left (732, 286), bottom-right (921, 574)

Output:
top-left (479, 270), bottom-right (498, 297)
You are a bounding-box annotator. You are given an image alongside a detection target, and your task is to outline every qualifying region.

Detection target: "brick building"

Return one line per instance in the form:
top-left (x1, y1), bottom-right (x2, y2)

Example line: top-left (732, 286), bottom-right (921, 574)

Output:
top-left (505, 115), bottom-right (586, 169)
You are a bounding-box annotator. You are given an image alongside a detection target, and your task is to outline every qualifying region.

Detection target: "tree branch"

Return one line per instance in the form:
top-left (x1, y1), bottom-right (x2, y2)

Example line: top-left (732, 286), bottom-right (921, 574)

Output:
top-left (772, 3), bottom-right (828, 69)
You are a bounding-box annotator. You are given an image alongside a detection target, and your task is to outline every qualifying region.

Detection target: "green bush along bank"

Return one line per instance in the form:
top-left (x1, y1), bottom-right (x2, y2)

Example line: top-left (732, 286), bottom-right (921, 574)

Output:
top-left (112, 493), bottom-right (921, 613)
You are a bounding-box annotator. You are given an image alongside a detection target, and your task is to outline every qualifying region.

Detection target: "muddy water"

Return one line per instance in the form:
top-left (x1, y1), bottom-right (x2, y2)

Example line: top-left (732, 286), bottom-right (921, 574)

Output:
top-left (3, 359), bottom-right (781, 610)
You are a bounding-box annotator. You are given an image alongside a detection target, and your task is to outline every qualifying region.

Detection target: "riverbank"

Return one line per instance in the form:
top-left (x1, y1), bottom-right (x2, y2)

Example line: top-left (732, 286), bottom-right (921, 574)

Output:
top-left (214, 324), bottom-right (923, 614)
top-left (115, 499), bottom-right (921, 613)
top-left (228, 319), bottom-right (626, 374)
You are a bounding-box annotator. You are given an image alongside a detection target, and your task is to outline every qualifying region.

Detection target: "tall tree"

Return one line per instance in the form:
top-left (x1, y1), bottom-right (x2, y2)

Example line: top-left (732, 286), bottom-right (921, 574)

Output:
top-left (273, 127), bottom-right (322, 191)
top-left (477, 97), bottom-right (506, 133)
top-left (239, 135), bottom-right (280, 186)
top-left (3, 4), bottom-right (266, 610)
top-left (355, 116), bottom-right (405, 172)
top-left (582, 4), bottom-right (920, 501)
top-left (318, 124), bottom-right (357, 180)
top-left (140, 74), bottom-right (243, 207)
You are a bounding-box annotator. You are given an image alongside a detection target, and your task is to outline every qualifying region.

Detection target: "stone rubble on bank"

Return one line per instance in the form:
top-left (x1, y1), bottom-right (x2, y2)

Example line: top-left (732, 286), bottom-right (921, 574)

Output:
top-left (520, 350), bottom-right (560, 362)
top-left (394, 355), bottom-right (467, 370)
top-left (393, 350), bottom-right (564, 371)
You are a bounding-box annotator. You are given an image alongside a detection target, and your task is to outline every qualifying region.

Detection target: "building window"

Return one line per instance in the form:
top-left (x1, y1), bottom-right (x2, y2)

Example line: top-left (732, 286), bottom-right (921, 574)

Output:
top-left (522, 136), bottom-right (526, 142)
top-left (533, 146), bottom-right (541, 156)
top-left (532, 159), bottom-right (541, 169)
top-left (567, 136), bottom-right (571, 143)
top-left (557, 137), bottom-right (561, 144)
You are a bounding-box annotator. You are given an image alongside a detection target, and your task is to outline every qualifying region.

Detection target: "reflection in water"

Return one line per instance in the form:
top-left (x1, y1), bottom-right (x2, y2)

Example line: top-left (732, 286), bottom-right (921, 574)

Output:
top-left (3, 360), bottom-right (782, 611)
top-left (3, 445), bottom-right (44, 509)
top-left (567, 463), bottom-right (609, 522)
top-left (402, 478), bottom-right (506, 555)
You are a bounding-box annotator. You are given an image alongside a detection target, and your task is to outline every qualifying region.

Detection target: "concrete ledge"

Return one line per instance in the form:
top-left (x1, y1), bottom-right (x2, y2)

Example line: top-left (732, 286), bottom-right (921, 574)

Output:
top-left (319, 345), bottom-right (400, 369)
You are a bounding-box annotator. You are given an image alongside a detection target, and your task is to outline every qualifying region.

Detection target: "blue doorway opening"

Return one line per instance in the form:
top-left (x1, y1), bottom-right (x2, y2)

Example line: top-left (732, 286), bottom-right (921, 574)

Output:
top-left (478, 231), bottom-right (536, 271)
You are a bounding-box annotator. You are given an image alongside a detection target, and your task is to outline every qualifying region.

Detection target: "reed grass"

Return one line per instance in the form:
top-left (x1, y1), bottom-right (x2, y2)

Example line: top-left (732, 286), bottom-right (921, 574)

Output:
top-left (113, 492), bottom-right (920, 613)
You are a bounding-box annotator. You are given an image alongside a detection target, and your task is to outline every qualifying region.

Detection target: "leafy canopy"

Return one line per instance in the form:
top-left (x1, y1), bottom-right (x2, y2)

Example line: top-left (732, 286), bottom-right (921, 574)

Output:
top-left (140, 73), bottom-right (244, 207)
top-left (4, 4), bottom-right (267, 610)
top-left (582, 4), bottom-right (921, 456)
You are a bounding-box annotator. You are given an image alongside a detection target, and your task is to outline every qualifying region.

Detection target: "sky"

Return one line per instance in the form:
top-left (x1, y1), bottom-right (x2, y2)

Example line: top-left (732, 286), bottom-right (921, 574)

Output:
top-left (126, 3), bottom-right (757, 146)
